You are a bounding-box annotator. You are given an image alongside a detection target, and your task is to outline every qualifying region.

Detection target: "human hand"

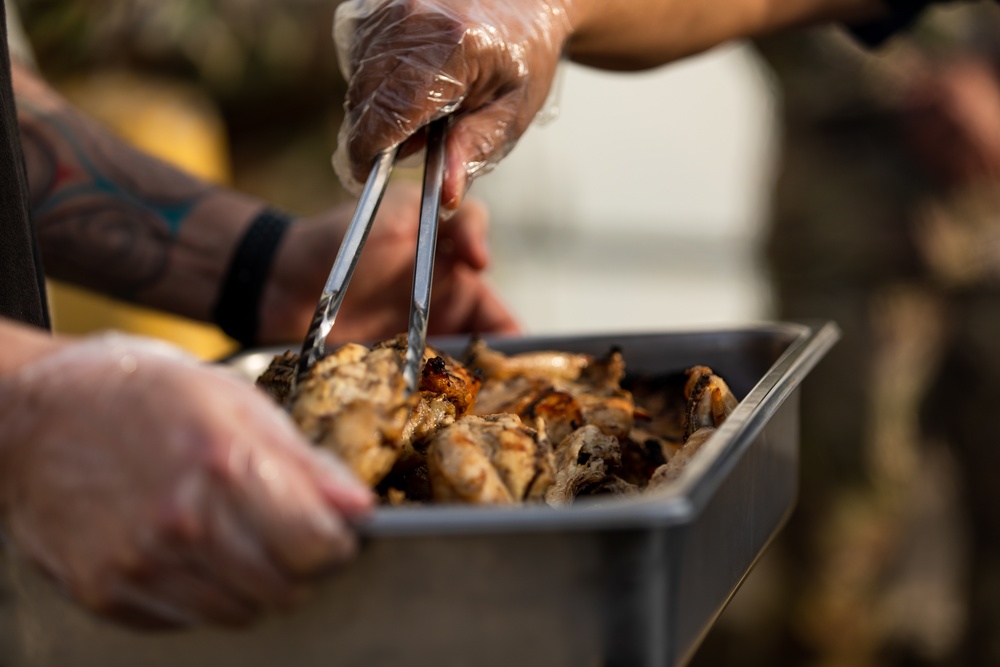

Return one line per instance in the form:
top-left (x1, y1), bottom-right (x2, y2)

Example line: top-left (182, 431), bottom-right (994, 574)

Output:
top-left (0, 334), bottom-right (373, 628)
top-left (332, 0), bottom-right (574, 209)
top-left (258, 182), bottom-right (520, 346)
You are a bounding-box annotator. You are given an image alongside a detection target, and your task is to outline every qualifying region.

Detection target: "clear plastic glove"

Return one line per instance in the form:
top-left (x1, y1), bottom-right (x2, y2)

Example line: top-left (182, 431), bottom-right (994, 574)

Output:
top-left (333, 0), bottom-right (574, 209)
top-left (0, 334), bottom-right (373, 629)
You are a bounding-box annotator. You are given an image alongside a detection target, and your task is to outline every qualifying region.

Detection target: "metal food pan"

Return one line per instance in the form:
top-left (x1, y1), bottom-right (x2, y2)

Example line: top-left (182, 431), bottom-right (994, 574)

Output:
top-left (2, 322), bottom-right (839, 667)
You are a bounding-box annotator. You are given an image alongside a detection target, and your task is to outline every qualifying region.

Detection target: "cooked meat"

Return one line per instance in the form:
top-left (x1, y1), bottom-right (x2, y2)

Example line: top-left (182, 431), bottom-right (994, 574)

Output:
top-left (417, 353), bottom-right (481, 416)
top-left (647, 366), bottom-right (739, 488)
top-left (402, 353), bottom-right (482, 451)
top-left (626, 372), bottom-right (690, 444)
top-left (648, 427), bottom-right (718, 488)
top-left (545, 426), bottom-right (622, 506)
top-left (684, 366), bottom-right (738, 438)
top-left (470, 343), bottom-right (635, 445)
top-left (427, 414), bottom-right (555, 505)
top-left (465, 339), bottom-right (590, 382)
top-left (579, 474), bottom-right (638, 499)
top-left (288, 342), bottom-right (414, 487)
top-left (255, 351), bottom-right (297, 405)
top-left (577, 389), bottom-right (634, 442)
top-left (254, 337), bottom-right (742, 505)
top-left (474, 376), bottom-right (585, 446)
top-left (618, 429), bottom-right (674, 488)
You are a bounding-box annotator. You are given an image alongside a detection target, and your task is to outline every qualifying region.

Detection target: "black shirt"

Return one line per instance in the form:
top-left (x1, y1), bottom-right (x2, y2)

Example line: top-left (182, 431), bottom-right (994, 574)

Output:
top-left (0, 0), bottom-right (48, 329)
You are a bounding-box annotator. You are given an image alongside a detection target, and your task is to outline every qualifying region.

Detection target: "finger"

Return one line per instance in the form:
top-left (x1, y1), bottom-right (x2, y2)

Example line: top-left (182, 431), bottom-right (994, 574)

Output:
top-left (443, 97), bottom-right (525, 209)
top-left (438, 198), bottom-right (490, 270)
top-left (246, 406), bottom-right (376, 518)
top-left (304, 447), bottom-right (377, 519)
top-left (196, 491), bottom-right (304, 610)
top-left (464, 281), bottom-right (523, 335)
top-left (428, 266), bottom-right (521, 337)
top-left (225, 439), bottom-right (360, 576)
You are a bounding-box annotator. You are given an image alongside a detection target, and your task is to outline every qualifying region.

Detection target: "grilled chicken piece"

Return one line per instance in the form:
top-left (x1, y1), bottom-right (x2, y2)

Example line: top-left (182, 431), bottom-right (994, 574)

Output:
top-left (619, 428), bottom-right (674, 487)
top-left (684, 365), bottom-right (738, 438)
top-left (582, 474), bottom-right (638, 498)
top-left (649, 366), bottom-right (739, 488)
top-left (473, 376), bottom-right (584, 446)
top-left (289, 342), bottom-right (414, 487)
top-left (402, 353), bottom-right (482, 451)
top-left (576, 389), bottom-right (634, 442)
top-left (372, 334), bottom-right (481, 453)
top-left (381, 347), bottom-right (483, 502)
top-left (626, 372), bottom-right (689, 443)
top-left (427, 414), bottom-right (555, 505)
top-left (465, 339), bottom-right (591, 382)
top-left (255, 351), bottom-right (297, 405)
top-left (545, 426), bottom-right (622, 506)
top-left (469, 341), bottom-right (635, 445)
top-left (649, 427), bottom-right (717, 487)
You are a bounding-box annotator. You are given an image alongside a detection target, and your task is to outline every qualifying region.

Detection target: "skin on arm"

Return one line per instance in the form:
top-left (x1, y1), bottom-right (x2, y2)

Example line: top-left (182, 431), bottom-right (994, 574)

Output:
top-left (566, 0), bottom-right (889, 70)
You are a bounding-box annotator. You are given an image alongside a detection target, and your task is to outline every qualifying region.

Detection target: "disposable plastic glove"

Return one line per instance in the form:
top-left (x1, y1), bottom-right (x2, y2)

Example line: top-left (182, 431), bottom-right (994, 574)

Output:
top-left (0, 334), bottom-right (373, 628)
top-left (333, 0), bottom-right (574, 208)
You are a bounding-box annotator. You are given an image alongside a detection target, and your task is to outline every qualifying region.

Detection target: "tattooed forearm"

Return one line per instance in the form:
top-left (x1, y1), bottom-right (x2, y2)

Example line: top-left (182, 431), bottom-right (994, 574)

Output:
top-left (34, 199), bottom-right (171, 296)
top-left (11, 62), bottom-right (268, 321)
top-left (16, 98), bottom-right (207, 298)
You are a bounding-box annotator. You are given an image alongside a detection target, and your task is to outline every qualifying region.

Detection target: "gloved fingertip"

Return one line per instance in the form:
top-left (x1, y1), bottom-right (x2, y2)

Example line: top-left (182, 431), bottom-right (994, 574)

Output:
top-left (310, 450), bottom-right (376, 517)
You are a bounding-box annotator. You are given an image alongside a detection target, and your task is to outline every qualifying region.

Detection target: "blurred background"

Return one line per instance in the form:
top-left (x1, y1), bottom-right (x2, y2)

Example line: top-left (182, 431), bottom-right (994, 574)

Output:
top-left (13, 0), bottom-right (1000, 665)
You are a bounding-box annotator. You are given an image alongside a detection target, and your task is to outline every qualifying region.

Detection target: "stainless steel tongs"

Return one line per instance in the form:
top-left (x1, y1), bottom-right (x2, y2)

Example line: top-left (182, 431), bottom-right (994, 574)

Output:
top-left (293, 117), bottom-right (449, 396)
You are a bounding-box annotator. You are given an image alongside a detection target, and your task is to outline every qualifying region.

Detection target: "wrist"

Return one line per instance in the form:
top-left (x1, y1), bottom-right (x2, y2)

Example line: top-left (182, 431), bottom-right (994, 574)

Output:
top-left (211, 207), bottom-right (295, 348)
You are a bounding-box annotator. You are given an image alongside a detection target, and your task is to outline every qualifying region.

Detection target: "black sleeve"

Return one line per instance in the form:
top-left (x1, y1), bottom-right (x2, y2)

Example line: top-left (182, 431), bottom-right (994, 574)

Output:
top-left (849, 0), bottom-right (958, 46)
top-left (0, 0), bottom-right (50, 329)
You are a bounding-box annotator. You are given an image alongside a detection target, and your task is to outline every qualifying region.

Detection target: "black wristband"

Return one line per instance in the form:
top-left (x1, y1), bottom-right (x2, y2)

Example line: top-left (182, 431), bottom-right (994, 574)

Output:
top-left (212, 208), bottom-right (293, 348)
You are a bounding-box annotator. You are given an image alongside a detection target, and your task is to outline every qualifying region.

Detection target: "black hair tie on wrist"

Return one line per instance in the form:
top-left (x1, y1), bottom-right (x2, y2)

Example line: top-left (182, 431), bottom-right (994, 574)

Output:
top-left (212, 208), bottom-right (293, 348)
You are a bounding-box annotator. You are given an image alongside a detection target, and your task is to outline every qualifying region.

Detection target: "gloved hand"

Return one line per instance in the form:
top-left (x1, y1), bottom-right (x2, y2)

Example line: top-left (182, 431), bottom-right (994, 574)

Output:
top-left (0, 334), bottom-right (373, 629)
top-left (332, 0), bottom-right (575, 209)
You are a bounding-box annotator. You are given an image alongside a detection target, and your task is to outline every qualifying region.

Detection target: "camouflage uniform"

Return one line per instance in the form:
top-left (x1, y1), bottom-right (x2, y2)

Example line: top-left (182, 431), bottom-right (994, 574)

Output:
top-left (696, 7), bottom-right (1000, 667)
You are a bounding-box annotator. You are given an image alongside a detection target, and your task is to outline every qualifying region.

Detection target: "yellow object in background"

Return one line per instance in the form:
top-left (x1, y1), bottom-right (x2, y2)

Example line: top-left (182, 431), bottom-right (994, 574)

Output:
top-left (47, 71), bottom-right (238, 360)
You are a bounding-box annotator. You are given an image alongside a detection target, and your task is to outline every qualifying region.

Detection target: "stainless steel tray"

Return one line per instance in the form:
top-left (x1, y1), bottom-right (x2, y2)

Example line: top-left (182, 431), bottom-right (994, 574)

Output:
top-left (1, 322), bottom-right (839, 667)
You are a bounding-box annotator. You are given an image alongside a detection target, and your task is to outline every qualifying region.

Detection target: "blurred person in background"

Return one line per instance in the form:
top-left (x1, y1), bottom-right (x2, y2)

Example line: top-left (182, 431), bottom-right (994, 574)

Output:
top-left (693, 7), bottom-right (1000, 666)
top-left (0, 0), bottom-right (516, 630)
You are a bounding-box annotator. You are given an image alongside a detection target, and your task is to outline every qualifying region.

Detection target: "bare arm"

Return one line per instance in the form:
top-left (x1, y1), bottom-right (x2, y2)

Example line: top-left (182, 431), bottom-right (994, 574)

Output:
top-left (567, 0), bottom-right (888, 70)
top-left (12, 61), bottom-right (264, 324)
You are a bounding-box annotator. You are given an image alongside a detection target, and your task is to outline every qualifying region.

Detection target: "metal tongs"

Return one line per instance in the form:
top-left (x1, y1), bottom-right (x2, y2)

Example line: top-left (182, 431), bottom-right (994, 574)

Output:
top-left (294, 117), bottom-right (449, 396)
